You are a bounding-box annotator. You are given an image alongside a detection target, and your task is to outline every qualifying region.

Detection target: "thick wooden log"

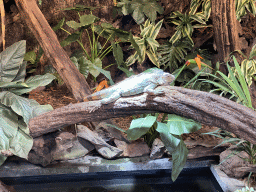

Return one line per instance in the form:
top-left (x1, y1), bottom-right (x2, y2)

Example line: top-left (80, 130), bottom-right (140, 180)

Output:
top-left (15, 0), bottom-right (91, 101)
top-left (29, 86), bottom-right (256, 145)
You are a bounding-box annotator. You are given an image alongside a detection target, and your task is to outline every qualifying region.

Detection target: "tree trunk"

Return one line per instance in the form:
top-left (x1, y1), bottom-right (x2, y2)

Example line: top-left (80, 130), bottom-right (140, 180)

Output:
top-left (14, 0), bottom-right (92, 101)
top-left (28, 86), bottom-right (256, 145)
top-left (211, 0), bottom-right (243, 73)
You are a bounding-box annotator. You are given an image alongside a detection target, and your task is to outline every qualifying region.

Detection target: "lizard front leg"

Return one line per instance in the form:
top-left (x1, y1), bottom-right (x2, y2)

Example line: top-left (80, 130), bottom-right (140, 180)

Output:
top-left (144, 84), bottom-right (164, 95)
top-left (101, 91), bottom-right (121, 104)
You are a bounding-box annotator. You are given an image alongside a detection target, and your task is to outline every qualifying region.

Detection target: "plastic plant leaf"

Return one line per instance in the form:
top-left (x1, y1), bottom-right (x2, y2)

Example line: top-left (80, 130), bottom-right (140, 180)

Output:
top-left (52, 18), bottom-right (65, 31)
top-left (77, 56), bottom-right (90, 79)
top-left (0, 40), bottom-right (26, 82)
top-left (0, 91), bottom-right (48, 125)
top-left (112, 43), bottom-right (124, 67)
top-left (171, 139), bottom-right (188, 181)
top-left (132, 6), bottom-right (145, 24)
top-left (0, 81), bottom-right (28, 89)
top-left (129, 33), bottom-right (142, 60)
top-left (156, 122), bottom-right (180, 154)
top-left (0, 103), bottom-right (18, 138)
top-left (60, 32), bottom-right (81, 47)
top-left (232, 56), bottom-right (252, 108)
top-left (166, 114), bottom-right (201, 136)
top-left (11, 73), bottom-right (56, 95)
top-left (0, 126), bottom-right (9, 166)
top-left (143, 1), bottom-right (164, 23)
top-left (66, 20), bottom-right (82, 30)
top-left (126, 115), bottom-right (157, 140)
top-left (88, 58), bottom-right (102, 78)
top-left (24, 51), bottom-right (36, 64)
top-left (9, 120), bottom-right (33, 159)
top-left (92, 65), bottom-right (114, 85)
top-left (79, 14), bottom-right (99, 27)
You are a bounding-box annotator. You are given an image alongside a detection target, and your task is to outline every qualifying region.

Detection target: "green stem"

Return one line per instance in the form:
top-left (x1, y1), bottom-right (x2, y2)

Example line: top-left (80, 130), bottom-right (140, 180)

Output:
top-left (99, 46), bottom-right (113, 60)
top-left (76, 40), bottom-right (91, 60)
top-left (86, 29), bottom-right (93, 61)
top-left (60, 27), bottom-right (71, 35)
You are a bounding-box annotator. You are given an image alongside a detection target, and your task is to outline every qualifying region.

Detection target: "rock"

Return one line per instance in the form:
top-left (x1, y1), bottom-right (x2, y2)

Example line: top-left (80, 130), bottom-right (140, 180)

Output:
top-left (28, 133), bottom-right (55, 166)
top-left (77, 125), bottom-right (123, 159)
top-left (219, 147), bottom-right (250, 178)
top-left (0, 181), bottom-right (16, 192)
top-left (150, 138), bottom-right (165, 160)
top-left (94, 120), bottom-right (128, 143)
top-left (114, 139), bottom-right (150, 157)
top-left (51, 132), bottom-right (93, 161)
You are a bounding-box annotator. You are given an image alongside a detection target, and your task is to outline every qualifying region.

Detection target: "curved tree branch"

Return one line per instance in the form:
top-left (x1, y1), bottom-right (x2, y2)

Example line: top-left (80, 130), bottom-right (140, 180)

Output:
top-left (29, 86), bottom-right (256, 145)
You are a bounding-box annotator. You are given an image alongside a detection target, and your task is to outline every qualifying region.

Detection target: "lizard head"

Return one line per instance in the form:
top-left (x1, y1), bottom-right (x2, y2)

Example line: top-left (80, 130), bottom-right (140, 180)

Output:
top-left (158, 73), bottom-right (175, 85)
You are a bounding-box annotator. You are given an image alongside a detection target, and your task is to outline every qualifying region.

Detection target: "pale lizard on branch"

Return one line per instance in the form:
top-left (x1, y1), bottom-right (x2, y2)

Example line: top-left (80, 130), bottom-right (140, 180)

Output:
top-left (83, 68), bottom-right (175, 104)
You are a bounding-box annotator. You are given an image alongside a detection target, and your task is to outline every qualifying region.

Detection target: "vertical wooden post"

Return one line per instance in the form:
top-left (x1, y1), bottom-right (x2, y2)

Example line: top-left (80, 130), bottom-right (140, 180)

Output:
top-left (15, 0), bottom-right (92, 101)
top-left (212, 0), bottom-right (242, 72)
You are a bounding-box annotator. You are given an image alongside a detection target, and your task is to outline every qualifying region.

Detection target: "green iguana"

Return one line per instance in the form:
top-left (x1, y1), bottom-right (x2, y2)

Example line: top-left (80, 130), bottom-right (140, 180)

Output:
top-left (83, 68), bottom-right (175, 104)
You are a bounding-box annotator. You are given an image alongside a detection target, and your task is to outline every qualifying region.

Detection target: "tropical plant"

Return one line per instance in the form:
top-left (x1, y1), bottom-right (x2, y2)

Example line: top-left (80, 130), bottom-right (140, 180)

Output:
top-left (157, 38), bottom-right (193, 71)
top-left (168, 11), bottom-right (209, 45)
top-left (202, 56), bottom-right (253, 108)
top-left (123, 113), bottom-right (201, 181)
top-left (0, 40), bottom-right (55, 166)
top-left (126, 19), bottom-right (163, 67)
top-left (236, 0), bottom-right (256, 21)
top-left (189, 0), bottom-right (211, 20)
top-left (116, 0), bottom-right (164, 24)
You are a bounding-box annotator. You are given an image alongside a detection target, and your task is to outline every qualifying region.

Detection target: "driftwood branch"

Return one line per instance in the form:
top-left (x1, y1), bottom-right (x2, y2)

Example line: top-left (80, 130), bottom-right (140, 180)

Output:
top-left (15, 0), bottom-right (92, 101)
top-left (29, 86), bottom-right (256, 145)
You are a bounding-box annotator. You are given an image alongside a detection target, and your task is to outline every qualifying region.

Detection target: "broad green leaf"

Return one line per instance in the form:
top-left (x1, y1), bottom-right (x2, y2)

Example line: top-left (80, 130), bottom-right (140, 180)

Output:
top-left (0, 81), bottom-right (28, 89)
top-left (0, 91), bottom-right (43, 125)
top-left (0, 40), bottom-right (26, 82)
top-left (132, 6), bottom-right (145, 24)
top-left (146, 37), bottom-right (159, 52)
top-left (77, 56), bottom-right (90, 78)
top-left (9, 122), bottom-right (33, 159)
top-left (156, 122), bottom-right (180, 154)
top-left (167, 114), bottom-right (201, 135)
top-left (32, 104), bottom-right (53, 117)
top-left (66, 20), bottom-right (82, 30)
top-left (12, 61), bottom-right (27, 82)
top-left (112, 43), bottom-right (124, 67)
top-left (126, 115), bottom-right (157, 140)
top-left (0, 127), bottom-right (9, 166)
top-left (24, 51), bottom-right (36, 64)
top-left (80, 14), bottom-right (99, 27)
top-left (52, 18), bottom-right (65, 31)
top-left (171, 139), bottom-right (188, 181)
top-left (70, 56), bottom-right (79, 69)
top-left (88, 58), bottom-right (102, 78)
top-left (0, 103), bottom-right (18, 138)
top-left (11, 73), bottom-right (55, 95)
top-left (143, 1), bottom-right (164, 23)
top-left (92, 65), bottom-right (115, 85)
top-left (60, 32), bottom-right (81, 47)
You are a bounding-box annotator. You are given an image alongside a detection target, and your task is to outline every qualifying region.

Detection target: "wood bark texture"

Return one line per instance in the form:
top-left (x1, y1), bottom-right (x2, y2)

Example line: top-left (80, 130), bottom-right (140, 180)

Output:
top-left (14, 0), bottom-right (92, 101)
top-left (211, 0), bottom-right (242, 72)
top-left (29, 86), bottom-right (256, 145)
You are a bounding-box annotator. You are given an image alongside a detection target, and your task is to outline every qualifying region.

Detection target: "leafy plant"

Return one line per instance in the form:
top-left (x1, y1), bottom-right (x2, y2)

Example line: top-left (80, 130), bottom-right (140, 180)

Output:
top-left (125, 113), bottom-right (201, 181)
top-left (116, 0), bottom-right (164, 24)
top-left (168, 11), bottom-right (209, 45)
top-left (0, 40), bottom-right (55, 166)
top-left (236, 0), bottom-right (256, 21)
top-left (157, 38), bottom-right (193, 71)
top-left (189, 0), bottom-right (211, 20)
top-left (126, 19), bottom-right (163, 67)
top-left (203, 56), bottom-right (253, 108)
